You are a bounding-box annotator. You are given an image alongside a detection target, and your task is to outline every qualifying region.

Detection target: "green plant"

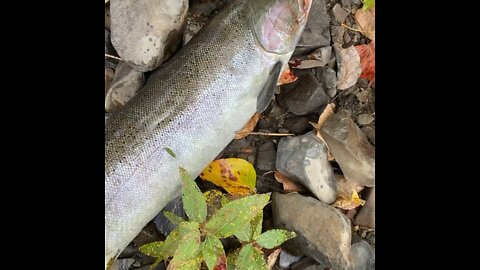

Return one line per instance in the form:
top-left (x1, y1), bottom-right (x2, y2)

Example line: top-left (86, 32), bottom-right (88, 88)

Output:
top-left (139, 167), bottom-right (296, 270)
top-left (362, 0), bottom-right (375, 11)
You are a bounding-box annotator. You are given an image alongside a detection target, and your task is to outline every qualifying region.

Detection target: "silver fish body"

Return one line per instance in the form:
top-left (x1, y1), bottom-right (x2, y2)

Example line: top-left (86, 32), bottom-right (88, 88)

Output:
top-left (105, 0), bottom-right (311, 267)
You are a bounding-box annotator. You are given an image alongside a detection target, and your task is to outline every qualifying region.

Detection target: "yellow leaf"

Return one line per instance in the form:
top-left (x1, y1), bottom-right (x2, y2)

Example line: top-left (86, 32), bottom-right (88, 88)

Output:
top-left (332, 189), bottom-right (365, 210)
top-left (200, 158), bottom-right (256, 195)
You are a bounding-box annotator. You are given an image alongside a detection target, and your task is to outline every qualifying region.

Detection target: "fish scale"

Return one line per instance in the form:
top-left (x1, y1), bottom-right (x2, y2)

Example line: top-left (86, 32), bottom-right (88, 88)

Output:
top-left (105, 0), bottom-right (311, 268)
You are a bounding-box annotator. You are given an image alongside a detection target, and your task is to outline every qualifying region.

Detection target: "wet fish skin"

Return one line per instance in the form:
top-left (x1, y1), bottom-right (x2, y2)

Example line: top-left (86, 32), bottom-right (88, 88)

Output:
top-left (105, 0), bottom-right (312, 267)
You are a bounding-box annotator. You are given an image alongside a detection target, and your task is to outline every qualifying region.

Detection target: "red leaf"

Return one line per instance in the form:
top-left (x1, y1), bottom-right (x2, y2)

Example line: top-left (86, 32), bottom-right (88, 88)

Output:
top-left (355, 40), bottom-right (375, 85)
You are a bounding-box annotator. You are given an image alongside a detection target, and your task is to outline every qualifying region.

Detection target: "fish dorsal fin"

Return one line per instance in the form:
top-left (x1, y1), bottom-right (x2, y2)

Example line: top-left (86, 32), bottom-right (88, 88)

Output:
top-left (257, 62), bottom-right (282, 113)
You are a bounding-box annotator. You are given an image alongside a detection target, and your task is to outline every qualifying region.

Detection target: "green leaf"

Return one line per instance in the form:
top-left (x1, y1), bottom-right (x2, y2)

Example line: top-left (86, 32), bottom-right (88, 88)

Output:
top-left (174, 221), bottom-right (201, 260)
top-left (226, 248), bottom-right (240, 270)
top-left (205, 193), bottom-right (270, 238)
top-left (165, 147), bottom-right (176, 157)
top-left (362, 0), bottom-right (375, 11)
top-left (203, 189), bottom-right (226, 220)
top-left (139, 241), bottom-right (164, 258)
top-left (202, 235), bottom-right (227, 270)
top-left (234, 211), bottom-right (263, 243)
top-left (167, 251), bottom-right (202, 270)
top-left (163, 210), bottom-right (185, 225)
top-left (179, 167), bottom-right (207, 223)
top-left (235, 244), bottom-right (268, 270)
top-left (255, 229), bottom-right (297, 249)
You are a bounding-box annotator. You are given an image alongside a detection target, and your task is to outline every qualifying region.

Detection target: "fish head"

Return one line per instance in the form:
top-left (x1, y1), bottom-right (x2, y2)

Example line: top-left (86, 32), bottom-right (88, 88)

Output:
top-left (249, 0), bottom-right (312, 54)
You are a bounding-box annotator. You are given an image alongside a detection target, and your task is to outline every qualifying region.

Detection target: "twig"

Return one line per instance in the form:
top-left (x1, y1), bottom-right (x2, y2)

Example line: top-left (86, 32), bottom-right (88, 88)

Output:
top-left (105, 53), bottom-right (122, 61)
top-left (240, 132), bottom-right (294, 137)
top-left (341, 23), bottom-right (375, 36)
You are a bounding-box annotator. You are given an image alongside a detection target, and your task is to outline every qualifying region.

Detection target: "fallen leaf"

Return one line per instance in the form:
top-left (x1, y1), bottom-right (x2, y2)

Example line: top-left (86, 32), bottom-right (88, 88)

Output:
top-left (355, 7), bottom-right (375, 40)
top-left (309, 103), bottom-right (336, 160)
top-left (274, 171), bottom-right (305, 192)
top-left (332, 189), bottom-right (365, 210)
top-left (235, 112), bottom-right (261, 139)
top-left (267, 248), bottom-right (281, 269)
top-left (336, 175), bottom-right (364, 198)
top-left (277, 66), bottom-right (298, 85)
top-left (334, 44), bottom-right (362, 90)
top-left (289, 46), bottom-right (332, 69)
top-left (200, 158), bottom-right (256, 195)
top-left (355, 40), bottom-right (375, 85)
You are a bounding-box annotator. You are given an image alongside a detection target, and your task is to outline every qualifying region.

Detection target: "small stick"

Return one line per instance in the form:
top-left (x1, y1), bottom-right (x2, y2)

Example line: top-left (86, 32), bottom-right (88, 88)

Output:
top-left (105, 53), bottom-right (122, 61)
top-left (341, 23), bottom-right (375, 36)
top-left (239, 132), bottom-right (294, 137)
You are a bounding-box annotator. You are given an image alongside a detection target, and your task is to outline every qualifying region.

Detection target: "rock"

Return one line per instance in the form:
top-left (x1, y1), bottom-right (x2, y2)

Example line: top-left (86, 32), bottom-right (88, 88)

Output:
top-left (292, 46), bottom-right (332, 69)
top-left (316, 66), bottom-right (338, 98)
top-left (320, 110), bottom-right (375, 186)
top-left (154, 196), bottom-right (186, 236)
top-left (360, 125), bottom-right (375, 145)
top-left (281, 71), bottom-right (330, 116)
top-left (283, 115), bottom-right (311, 134)
top-left (132, 222), bottom-right (163, 248)
top-left (350, 240), bottom-right (375, 270)
top-left (279, 250), bottom-right (303, 269)
top-left (335, 44), bottom-right (362, 90)
top-left (105, 67), bottom-right (115, 97)
top-left (109, 258), bottom-right (135, 270)
top-left (365, 231), bottom-right (375, 247)
top-left (357, 114), bottom-right (375, 125)
top-left (290, 257), bottom-right (328, 270)
top-left (294, 0), bottom-right (331, 55)
top-left (341, 0), bottom-right (352, 9)
top-left (105, 4), bottom-right (111, 30)
top-left (332, 4), bottom-right (350, 24)
top-left (257, 117), bottom-right (277, 133)
top-left (255, 141), bottom-right (276, 171)
top-left (266, 100), bottom-right (287, 119)
top-left (105, 61), bottom-right (145, 113)
top-left (183, 15), bottom-right (207, 45)
top-left (276, 131), bottom-right (337, 204)
top-left (354, 187), bottom-right (375, 228)
top-left (272, 192), bottom-right (352, 269)
top-left (105, 29), bottom-right (115, 55)
top-left (105, 113), bottom-right (111, 123)
top-left (110, 0), bottom-right (188, 72)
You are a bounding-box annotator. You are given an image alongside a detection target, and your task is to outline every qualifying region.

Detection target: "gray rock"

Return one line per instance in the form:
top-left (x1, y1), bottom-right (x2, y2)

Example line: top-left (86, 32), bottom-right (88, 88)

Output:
top-left (290, 257), bottom-right (327, 270)
top-left (279, 250), bottom-right (303, 269)
top-left (257, 117), bottom-right (277, 133)
top-left (332, 4), bottom-right (350, 24)
top-left (360, 125), bottom-right (375, 145)
top-left (266, 100), bottom-right (287, 119)
top-left (183, 15), bottom-right (207, 45)
top-left (105, 61), bottom-right (145, 113)
top-left (350, 240), bottom-right (375, 270)
top-left (282, 71), bottom-right (330, 116)
top-left (316, 66), bottom-right (338, 98)
top-left (272, 192), bottom-right (352, 269)
top-left (283, 115), bottom-right (311, 134)
top-left (105, 67), bottom-right (115, 97)
top-left (294, 0), bottom-right (331, 55)
top-left (276, 131), bottom-right (337, 204)
top-left (109, 258), bottom-right (135, 270)
top-left (111, 0), bottom-right (188, 72)
top-left (365, 231), bottom-right (375, 246)
top-left (320, 110), bottom-right (375, 186)
top-left (357, 114), bottom-right (375, 125)
top-left (354, 187), bottom-right (375, 229)
top-left (255, 141), bottom-right (276, 171)
top-left (341, 0), bottom-right (352, 9)
top-left (105, 29), bottom-right (114, 55)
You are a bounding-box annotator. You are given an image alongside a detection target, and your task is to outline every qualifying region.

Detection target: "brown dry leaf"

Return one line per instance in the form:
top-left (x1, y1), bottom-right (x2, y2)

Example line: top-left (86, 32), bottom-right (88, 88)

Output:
top-left (354, 7), bottom-right (375, 40)
top-left (267, 248), bottom-right (282, 269)
top-left (235, 112), bottom-right (261, 139)
top-left (355, 40), bottom-right (375, 85)
top-left (334, 45), bottom-right (362, 90)
top-left (336, 175), bottom-right (364, 198)
top-left (309, 103), bottom-right (336, 160)
top-left (274, 171), bottom-right (305, 192)
top-left (332, 189), bottom-right (365, 210)
top-left (277, 66), bottom-right (298, 85)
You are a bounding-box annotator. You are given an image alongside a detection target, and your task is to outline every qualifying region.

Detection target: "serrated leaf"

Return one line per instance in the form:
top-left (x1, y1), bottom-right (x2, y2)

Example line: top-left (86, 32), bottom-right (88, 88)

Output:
top-left (204, 190), bottom-right (227, 220)
top-left (226, 249), bottom-right (240, 270)
top-left (202, 236), bottom-right (227, 270)
top-left (200, 158), bottom-right (256, 195)
top-left (180, 167), bottom-right (207, 223)
top-left (255, 229), bottom-right (297, 249)
top-left (205, 193), bottom-right (270, 238)
top-left (161, 225), bottom-right (181, 258)
top-left (163, 211), bottom-right (185, 225)
top-left (167, 251), bottom-right (202, 270)
top-left (234, 211), bottom-right (263, 243)
top-left (175, 221), bottom-right (201, 260)
top-left (139, 241), bottom-right (164, 258)
top-left (236, 244), bottom-right (268, 270)
top-left (362, 0), bottom-right (375, 11)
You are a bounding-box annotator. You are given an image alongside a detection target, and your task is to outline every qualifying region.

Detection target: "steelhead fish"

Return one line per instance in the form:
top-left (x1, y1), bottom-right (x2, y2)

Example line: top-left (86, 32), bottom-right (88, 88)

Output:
top-left (105, 0), bottom-right (312, 267)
